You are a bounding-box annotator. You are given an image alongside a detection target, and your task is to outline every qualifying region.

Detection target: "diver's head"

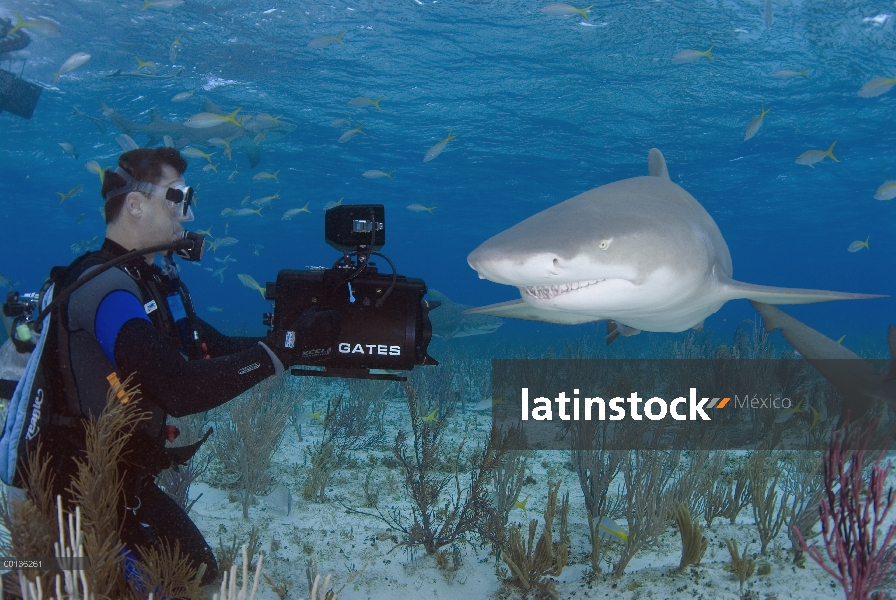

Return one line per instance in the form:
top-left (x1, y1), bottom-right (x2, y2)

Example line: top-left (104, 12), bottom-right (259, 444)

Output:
top-left (102, 148), bottom-right (194, 262)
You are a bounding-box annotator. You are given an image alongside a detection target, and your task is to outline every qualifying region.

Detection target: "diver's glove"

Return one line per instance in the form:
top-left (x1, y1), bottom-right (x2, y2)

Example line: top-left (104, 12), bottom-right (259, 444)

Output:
top-left (264, 307), bottom-right (342, 367)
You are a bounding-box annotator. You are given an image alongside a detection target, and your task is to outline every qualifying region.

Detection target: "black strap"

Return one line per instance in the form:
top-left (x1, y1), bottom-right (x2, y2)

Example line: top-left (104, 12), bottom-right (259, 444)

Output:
top-left (165, 427), bottom-right (213, 468)
top-left (0, 379), bottom-right (16, 400)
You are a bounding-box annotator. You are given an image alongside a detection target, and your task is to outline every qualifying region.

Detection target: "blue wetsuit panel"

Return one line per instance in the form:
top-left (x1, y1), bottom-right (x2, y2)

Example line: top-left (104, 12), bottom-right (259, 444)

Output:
top-left (95, 290), bottom-right (151, 367)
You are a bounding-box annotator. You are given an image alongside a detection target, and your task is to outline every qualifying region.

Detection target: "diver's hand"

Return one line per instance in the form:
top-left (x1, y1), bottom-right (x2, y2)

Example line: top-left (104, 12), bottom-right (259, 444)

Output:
top-left (267, 307), bottom-right (342, 366)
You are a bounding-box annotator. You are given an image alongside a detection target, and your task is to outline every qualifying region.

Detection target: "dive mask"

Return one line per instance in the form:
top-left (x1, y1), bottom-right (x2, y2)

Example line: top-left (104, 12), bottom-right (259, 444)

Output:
top-left (103, 167), bottom-right (195, 222)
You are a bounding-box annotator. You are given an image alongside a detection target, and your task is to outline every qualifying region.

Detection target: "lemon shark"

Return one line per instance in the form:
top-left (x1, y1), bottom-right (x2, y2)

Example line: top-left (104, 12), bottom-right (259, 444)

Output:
top-left (751, 301), bottom-right (896, 419)
top-left (465, 149), bottom-right (884, 335)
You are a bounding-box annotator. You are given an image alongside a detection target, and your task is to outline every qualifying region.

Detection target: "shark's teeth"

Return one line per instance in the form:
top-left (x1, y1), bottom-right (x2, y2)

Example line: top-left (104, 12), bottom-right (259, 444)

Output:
top-left (522, 279), bottom-right (603, 300)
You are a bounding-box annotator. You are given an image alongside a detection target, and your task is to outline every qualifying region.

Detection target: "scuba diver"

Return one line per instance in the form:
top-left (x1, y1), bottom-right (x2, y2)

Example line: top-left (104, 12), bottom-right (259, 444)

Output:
top-left (1, 148), bottom-right (339, 596)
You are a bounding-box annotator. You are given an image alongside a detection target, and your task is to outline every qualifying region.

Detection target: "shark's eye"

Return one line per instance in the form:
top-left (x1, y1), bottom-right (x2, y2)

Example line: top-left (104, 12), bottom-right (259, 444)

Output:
top-left (598, 239), bottom-right (610, 250)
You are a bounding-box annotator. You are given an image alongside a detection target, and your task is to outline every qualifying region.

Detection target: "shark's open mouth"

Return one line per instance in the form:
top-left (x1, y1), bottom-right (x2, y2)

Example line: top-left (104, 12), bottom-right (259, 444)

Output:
top-left (522, 279), bottom-right (604, 300)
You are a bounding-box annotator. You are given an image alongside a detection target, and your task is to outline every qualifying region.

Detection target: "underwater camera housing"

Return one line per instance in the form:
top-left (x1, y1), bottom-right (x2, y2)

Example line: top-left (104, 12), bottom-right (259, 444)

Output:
top-left (264, 204), bottom-right (438, 381)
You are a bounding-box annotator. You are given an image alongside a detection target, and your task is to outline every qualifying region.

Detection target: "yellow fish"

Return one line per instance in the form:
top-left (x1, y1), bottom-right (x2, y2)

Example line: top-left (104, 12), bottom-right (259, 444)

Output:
top-left (339, 123), bottom-right (365, 143)
top-left (196, 226), bottom-right (214, 238)
top-left (181, 148), bottom-right (215, 163)
top-left (228, 167), bottom-right (239, 182)
top-left (282, 203), bottom-right (311, 220)
top-left (796, 141), bottom-right (838, 168)
top-left (836, 335), bottom-right (846, 344)
top-left (514, 495), bottom-right (530, 516)
top-left (597, 517), bottom-right (628, 542)
top-left (85, 160), bottom-right (109, 184)
top-left (134, 56), bottom-right (157, 74)
top-left (238, 274), bottom-right (266, 299)
top-left (363, 170), bottom-right (394, 180)
top-left (253, 171), bottom-right (279, 182)
top-left (349, 96), bottom-right (384, 110)
top-left (422, 408), bottom-right (438, 422)
top-left (184, 108), bottom-right (243, 129)
top-left (857, 76), bottom-right (896, 98)
top-left (141, 0), bottom-right (184, 11)
top-left (307, 30), bottom-right (346, 49)
top-left (847, 237), bottom-right (869, 252)
top-left (203, 163), bottom-right (219, 173)
top-left (672, 46), bottom-right (714, 64)
top-left (874, 180), bottom-right (896, 201)
top-left (743, 104), bottom-right (770, 141)
top-left (423, 129), bottom-right (456, 162)
top-left (172, 91), bottom-right (194, 102)
top-left (407, 204), bottom-right (436, 214)
top-left (541, 4), bottom-right (592, 20)
top-left (54, 52), bottom-right (91, 83)
top-left (8, 12), bottom-right (52, 34)
top-left (809, 406), bottom-right (820, 431)
top-left (56, 183), bottom-right (84, 204)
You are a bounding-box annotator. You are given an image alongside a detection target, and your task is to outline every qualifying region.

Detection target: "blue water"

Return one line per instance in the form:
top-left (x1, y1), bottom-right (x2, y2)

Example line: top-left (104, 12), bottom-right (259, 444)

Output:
top-left (1, 0), bottom-right (894, 355)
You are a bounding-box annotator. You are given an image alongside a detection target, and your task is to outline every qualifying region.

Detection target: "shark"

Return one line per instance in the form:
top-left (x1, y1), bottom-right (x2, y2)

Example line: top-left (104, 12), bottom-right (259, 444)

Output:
top-left (751, 300), bottom-right (896, 420)
top-left (465, 149), bottom-right (885, 334)
top-left (426, 289), bottom-right (503, 338)
top-left (104, 99), bottom-right (296, 157)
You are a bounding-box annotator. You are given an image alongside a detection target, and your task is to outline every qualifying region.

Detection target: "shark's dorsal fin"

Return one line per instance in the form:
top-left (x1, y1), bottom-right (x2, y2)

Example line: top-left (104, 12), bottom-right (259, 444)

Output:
top-left (203, 99), bottom-right (225, 115)
top-left (148, 109), bottom-right (165, 124)
top-left (887, 325), bottom-right (896, 381)
top-left (648, 148), bottom-right (670, 180)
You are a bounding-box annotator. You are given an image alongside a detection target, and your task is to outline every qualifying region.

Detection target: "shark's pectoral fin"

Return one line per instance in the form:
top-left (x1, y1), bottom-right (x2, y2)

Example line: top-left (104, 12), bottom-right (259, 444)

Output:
top-left (605, 321), bottom-right (641, 345)
top-left (723, 279), bottom-right (886, 304)
top-left (691, 320), bottom-right (704, 332)
top-left (648, 148), bottom-right (670, 180)
top-left (149, 109), bottom-right (165, 125)
top-left (463, 300), bottom-right (600, 325)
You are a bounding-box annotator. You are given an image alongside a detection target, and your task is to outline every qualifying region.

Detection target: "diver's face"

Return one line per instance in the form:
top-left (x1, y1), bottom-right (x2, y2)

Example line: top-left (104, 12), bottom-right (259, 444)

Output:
top-left (142, 164), bottom-right (189, 246)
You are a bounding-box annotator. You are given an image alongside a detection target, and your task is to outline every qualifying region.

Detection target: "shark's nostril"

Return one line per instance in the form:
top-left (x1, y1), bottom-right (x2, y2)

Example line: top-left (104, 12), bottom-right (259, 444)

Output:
top-left (552, 258), bottom-right (559, 267)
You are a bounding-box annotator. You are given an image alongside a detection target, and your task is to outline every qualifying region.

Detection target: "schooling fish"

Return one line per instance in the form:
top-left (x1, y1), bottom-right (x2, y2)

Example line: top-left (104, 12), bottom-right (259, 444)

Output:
top-left (59, 142), bottom-right (78, 160)
top-left (54, 52), bottom-right (91, 83)
top-left (339, 123), bottom-right (365, 143)
top-left (307, 30), bottom-right (346, 48)
top-left (363, 170), bottom-right (394, 180)
top-left (771, 68), bottom-right (809, 79)
top-left (541, 4), bottom-right (593, 20)
top-left (56, 184), bottom-right (84, 204)
top-left (857, 76), bottom-right (896, 98)
top-left (743, 104), bottom-right (770, 141)
top-left (185, 109), bottom-right (243, 129)
top-left (847, 237), bottom-right (869, 253)
top-left (172, 91), bottom-right (194, 102)
top-left (671, 46), bottom-right (714, 64)
top-left (181, 148), bottom-right (215, 163)
top-left (423, 129), bottom-right (456, 162)
top-left (349, 96), bottom-right (384, 110)
top-left (282, 203), bottom-right (311, 220)
top-left (874, 181), bottom-right (896, 201)
top-left (407, 204), bottom-right (436, 214)
top-left (238, 274), bottom-right (267, 299)
top-left (253, 171), bottom-right (279, 182)
top-left (795, 141), bottom-right (838, 167)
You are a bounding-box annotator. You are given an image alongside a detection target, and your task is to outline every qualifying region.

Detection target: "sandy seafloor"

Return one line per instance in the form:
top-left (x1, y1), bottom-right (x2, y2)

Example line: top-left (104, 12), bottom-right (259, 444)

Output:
top-left (181, 376), bottom-right (896, 600)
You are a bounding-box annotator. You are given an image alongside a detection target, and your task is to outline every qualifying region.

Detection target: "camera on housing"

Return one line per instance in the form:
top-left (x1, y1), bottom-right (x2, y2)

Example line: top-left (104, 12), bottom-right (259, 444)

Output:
top-left (263, 204), bottom-right (439, 381)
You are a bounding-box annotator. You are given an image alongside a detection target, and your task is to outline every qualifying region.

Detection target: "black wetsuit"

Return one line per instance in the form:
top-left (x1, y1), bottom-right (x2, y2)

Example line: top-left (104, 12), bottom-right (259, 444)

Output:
top-left (48, 238), bottom-right (278, 586)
